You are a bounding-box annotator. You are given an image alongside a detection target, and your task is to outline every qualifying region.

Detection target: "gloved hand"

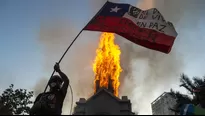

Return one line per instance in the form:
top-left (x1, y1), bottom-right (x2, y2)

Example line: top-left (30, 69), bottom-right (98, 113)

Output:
top-left (54, 63), bottom-right (61, 72)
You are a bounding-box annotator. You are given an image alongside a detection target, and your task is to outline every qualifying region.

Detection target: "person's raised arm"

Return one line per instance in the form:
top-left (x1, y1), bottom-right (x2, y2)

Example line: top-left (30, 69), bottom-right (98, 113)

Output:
top-left (54, 63), bottom-right (69, 96)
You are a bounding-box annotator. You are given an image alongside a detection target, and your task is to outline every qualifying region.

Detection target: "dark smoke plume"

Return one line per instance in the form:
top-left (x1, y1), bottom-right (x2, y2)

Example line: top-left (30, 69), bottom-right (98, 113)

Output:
top-left (33, 0), bottom-right (205, 114)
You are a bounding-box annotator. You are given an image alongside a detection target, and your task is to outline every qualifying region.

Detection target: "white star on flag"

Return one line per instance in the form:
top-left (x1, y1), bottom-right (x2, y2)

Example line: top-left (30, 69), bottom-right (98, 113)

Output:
top-left (110, 6), bottom-right (121, 13)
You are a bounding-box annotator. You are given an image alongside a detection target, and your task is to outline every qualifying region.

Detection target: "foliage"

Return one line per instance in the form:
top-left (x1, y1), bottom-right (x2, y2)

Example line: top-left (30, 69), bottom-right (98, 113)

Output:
top-left (169, 73), bottom-right (205, 113)
top-left (180, 73), bottom-right (195, 94)
top-left (0, 84), bottom-right (34, 115)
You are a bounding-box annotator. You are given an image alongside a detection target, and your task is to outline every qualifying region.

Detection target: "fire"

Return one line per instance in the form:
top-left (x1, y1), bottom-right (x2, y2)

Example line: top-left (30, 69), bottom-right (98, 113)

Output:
top-left (93, 32), bottom-right (122, 97)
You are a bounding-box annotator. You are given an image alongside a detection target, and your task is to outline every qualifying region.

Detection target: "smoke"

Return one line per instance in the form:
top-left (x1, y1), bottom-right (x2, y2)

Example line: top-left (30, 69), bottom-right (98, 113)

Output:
top-left (33, 18), bottom-right (102, 114)
top-left (137, 0), bottom-right (205, 28)
top-left (32, 0), bottom-right (205, 115)
top-left (117, 0), bottom-right (205, 114)
top-left (117, 38), bottom-right (183, 114)
top-left (33, 1), bottom-right (122, 114)
top-left (33, 77), bottom-right (48, 97)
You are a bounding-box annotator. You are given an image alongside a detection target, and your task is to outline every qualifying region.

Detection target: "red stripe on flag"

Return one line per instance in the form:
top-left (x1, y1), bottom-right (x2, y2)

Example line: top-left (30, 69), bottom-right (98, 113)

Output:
top-left (84, 16), bottom-right (176, 53)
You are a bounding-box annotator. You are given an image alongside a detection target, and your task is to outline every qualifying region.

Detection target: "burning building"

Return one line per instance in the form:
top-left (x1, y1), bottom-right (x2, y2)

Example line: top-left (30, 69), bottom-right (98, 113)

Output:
top-left (72, 82), bottom-right (135, 115)
top-left (73, 33), bottom-right (135, 115)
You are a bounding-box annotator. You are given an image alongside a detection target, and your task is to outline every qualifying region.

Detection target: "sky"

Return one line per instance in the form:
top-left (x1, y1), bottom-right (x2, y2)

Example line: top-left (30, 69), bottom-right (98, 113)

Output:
top-left (0, 0), bottom-right (136, 90)
top-left (0, 0), bottom-right (205, 115)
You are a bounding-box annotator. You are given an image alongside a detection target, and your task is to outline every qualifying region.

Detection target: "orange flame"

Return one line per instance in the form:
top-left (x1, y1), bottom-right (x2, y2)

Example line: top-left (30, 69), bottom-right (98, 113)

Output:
top-left (93, 32), bottom-right (122, 97)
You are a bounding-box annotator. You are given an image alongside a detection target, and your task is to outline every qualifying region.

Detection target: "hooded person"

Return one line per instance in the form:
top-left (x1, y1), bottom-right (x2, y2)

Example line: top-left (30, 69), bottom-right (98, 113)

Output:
top-left (30, 63), bottom-right (69, 115)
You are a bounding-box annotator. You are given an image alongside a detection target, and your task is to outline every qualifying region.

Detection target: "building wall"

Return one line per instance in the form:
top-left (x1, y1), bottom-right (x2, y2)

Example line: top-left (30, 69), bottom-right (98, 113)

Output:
top-left (151, 92), bottom-right (177, 115)
top-left (73, 89), bottom-right (134, 115)
top-left (86, 92), bottom-right (120, 115)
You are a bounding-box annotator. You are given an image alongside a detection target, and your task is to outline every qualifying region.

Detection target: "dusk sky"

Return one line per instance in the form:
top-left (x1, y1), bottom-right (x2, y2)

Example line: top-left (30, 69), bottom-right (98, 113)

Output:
top-left (1, 0), bottom-right (205, 114)
top-left (0, 0), bottom-right (137, 90)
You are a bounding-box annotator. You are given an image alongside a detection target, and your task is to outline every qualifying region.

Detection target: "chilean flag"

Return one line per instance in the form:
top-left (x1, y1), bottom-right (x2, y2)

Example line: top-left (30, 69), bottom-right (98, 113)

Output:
top-left (84, 1), bottom-right (178, 54)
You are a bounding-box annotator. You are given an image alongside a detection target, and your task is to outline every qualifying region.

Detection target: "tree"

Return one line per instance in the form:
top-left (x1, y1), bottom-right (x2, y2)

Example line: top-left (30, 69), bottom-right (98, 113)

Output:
top-left (0, 102), bottom-right (12, 115)
top-left (0, 84), bottom-right (34, 115)
top-left (180, 74), bottom-right (205, 105)
top-left (169, 74), bottom-right (205, 114)
top-left (179, 73), bottom-right (196, 94)
top-left (169, 89), bottom-right (193, 114)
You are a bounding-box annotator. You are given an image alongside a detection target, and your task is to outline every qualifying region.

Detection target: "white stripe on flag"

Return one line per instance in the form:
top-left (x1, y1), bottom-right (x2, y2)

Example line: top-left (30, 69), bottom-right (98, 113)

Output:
top-left (122, 6), bottom-right (177, 37)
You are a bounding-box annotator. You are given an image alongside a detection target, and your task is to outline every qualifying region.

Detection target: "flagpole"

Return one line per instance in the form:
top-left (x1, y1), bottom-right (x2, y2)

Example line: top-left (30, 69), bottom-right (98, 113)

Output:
top-left (43, 1), bottom-right (108, 93)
